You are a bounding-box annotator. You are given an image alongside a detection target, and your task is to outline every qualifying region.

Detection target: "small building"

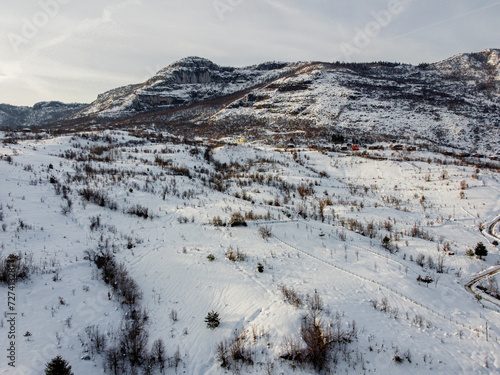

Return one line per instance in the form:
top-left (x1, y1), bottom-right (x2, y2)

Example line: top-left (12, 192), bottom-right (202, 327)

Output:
top-left (351, 145), bottom-right (360, 151)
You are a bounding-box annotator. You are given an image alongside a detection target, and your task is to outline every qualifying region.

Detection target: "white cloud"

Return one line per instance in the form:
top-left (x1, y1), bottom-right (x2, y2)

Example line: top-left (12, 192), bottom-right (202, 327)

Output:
top-left (0, 0), bottom-right (499, 106)
top-left (0, 62), bottom-right (22, 82)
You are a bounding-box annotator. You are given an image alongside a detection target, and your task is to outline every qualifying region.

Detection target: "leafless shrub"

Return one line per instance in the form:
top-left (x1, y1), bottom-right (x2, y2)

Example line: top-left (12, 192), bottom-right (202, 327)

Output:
top-left (16, 219), bottom-right (33, 231)
top-left (210, 215), bottom-right (225, 226)
top-left (105, 346), bottom-right (124, 375)
top-left (151, 338), bottom-right (166, 373)
top-left (0, 252), bottom-right (36, 284)
top-left (280, 335), bottom-right (303, 362)
top-left (228, 329), bottom-right (254, 367)
top-left (245, 210), bottom-right (272, 221)
top-left (85, 325), bottom-right (107, 357)
top-left (217, 341), bottom-right (230, 369)
top-left (297, 183), bottom-right (314, 198)
top-left (61, 201), bottom-right (72, 215)
top-left (281, 286), bottom-right (303, 307)
top-left (379, 297), bottom-right (389, 312)
top-left (119, 319), bottom-right (149, 370)
top-left (230, 212), bottom-right (247, 227)
top-left (79, 188), bottom-right (118, 210)
top-left (177, 215), bottom-right (189, 224)
top-left (259, 225), bottom-right (272, 240)
top-left (168, 346), bottom-right (182, 369)
top-left (300, 314), bottom-right (331, 371)
top-left (307, 290), bottom-right (323, 314)
top-left (412, 315), bottom-right (424, 327)
top-left (226, 246), bottom-right (247, 262)
top-left (94, 247), bottom-right (142, 307)
top-left (409, 223), bottom-right (428, 239)
top-left (170, 309), bottom-right (178, 322)
top-left (89, 215), bottom-right (102, 231)
top-left (126, 204), bottom-right (150, 219)
top-left (389, 307), bottom-right (399, 320)
top-left (427, 256), bottom-right (435, 270)
top-left (415, 253), bottom-right (425, 267)
top-left (436, 254), bottom-right (446, 273)
top-left (403, 349), bottom-right (412, 363)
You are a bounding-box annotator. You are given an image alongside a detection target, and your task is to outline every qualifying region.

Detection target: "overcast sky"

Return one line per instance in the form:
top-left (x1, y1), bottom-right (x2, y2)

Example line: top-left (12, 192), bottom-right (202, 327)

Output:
top-left (1, 0), bottom-right (499, 106)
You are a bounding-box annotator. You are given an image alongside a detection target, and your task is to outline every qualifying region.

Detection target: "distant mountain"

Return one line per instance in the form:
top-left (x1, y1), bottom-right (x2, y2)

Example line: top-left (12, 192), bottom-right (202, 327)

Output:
top-left (3, 50), bottom-right (500, 152)
top-left (0, 101), bottom-right (86, 129)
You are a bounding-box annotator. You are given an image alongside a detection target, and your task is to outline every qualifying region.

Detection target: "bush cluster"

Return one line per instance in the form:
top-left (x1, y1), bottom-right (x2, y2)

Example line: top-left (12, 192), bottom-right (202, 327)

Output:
top-left (0, 253), bottom-right (36, 284)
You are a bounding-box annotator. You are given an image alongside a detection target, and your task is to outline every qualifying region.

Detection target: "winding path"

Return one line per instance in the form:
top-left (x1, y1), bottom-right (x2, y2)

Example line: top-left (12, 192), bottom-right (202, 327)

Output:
top-left (465, 216), bottom-right (500, 310)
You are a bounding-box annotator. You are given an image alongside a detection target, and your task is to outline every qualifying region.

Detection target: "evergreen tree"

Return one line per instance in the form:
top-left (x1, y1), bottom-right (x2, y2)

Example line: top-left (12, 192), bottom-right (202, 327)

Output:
top-left (474, 242), bottom-right (488, 259)
top-left (205, 311), bottom-right (220, 329)
top-left (45, 356), bottom-right (74, 375)
top-left (381, 236), bottom-right (391, 250)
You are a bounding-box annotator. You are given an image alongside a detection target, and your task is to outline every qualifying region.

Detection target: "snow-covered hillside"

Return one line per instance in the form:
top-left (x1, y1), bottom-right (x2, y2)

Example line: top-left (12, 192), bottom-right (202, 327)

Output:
top-left (1, 130), bottom-right (500, 374)
top-left (210, 49), bottom-right (500, 153)
top-left (0, 102), bottom-right (86, 130)
top-left (58, 49), bottom-right (499, 154)
top-left (2, 50), bottom-right (499, 153)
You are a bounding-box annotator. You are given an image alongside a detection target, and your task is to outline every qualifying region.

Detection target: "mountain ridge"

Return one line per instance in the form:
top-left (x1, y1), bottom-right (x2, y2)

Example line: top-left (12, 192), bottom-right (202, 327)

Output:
top-left (72, 57), bottom-right (302, 119)
top-left (2, 49), bottom-right (499, 152)
top-left (0, 101), bottom-right (86, 129)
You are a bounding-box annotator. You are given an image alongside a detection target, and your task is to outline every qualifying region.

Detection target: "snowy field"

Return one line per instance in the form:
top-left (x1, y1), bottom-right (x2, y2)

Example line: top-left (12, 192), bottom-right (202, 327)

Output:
top-left (1, 130), bottom-right (499, 374)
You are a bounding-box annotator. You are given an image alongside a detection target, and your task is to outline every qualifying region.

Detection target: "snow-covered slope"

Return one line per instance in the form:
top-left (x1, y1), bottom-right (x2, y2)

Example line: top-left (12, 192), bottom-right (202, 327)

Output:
top-left (62, 50), bottom-right (500, 152)
top-left (1, 130), bottom-right (500, 374)
top-left (3, 50), bottom-right (500, 152)
top-left (208, 49), bottom-right (500, 152)
top-left (434, 48), bottom-right (500, 81)
top-left (0, 101), bottom-right (86, 129)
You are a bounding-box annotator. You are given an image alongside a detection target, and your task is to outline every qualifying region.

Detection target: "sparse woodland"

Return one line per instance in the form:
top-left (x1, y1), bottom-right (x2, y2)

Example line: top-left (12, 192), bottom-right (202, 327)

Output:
top-left (1, 129), bottom-right (500, 374)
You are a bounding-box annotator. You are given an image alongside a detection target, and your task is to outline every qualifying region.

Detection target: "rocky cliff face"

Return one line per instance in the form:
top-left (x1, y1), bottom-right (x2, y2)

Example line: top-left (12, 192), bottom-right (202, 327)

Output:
top-left (73, 57), bottom-right (301, 118)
